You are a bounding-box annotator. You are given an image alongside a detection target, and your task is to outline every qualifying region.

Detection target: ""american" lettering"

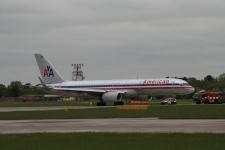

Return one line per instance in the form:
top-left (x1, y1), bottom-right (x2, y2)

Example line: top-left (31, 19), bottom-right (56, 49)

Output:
top-left (143, 80), bottom-right (169, 84)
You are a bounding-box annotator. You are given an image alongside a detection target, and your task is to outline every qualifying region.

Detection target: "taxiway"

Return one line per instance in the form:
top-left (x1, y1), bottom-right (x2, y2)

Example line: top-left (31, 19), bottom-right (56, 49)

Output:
top-left (0, 118), bottom-right (224, 134)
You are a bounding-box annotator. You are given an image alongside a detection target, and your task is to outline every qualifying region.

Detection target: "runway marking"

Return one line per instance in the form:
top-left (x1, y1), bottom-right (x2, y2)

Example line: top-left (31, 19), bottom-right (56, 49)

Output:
top-left (0, 118), bottom-right (225, 134)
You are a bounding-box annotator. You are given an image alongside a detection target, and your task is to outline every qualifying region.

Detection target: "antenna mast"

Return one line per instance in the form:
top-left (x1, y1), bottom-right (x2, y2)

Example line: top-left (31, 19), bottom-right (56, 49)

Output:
top-left (71, 64), bottom-right (85, 81)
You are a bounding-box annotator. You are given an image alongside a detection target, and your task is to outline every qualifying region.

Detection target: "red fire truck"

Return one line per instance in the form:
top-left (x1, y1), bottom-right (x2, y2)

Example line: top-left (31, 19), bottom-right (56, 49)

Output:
top-left (193, 91), bottom-right (225, 104)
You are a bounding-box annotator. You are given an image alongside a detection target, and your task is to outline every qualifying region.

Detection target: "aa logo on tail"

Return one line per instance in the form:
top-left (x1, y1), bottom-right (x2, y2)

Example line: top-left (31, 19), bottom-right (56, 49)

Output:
top-left (43, 66), bottom-right (54, 77)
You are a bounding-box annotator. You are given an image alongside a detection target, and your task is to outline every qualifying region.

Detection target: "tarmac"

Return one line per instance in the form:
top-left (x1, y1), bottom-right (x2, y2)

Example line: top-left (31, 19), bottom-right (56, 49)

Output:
top-left (0, 106), bottom-right (112, 112)
top-left (0, 118), bottom-right (225, 134)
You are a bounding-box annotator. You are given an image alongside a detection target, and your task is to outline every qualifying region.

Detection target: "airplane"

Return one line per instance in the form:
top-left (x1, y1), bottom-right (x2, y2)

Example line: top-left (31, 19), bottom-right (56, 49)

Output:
top-left (34, 54), bottom-right (195, 106)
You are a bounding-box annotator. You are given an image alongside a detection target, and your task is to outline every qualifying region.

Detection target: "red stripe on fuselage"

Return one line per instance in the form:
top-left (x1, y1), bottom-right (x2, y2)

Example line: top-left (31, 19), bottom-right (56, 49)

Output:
top-left (95, 86), bottom-right (193, 91)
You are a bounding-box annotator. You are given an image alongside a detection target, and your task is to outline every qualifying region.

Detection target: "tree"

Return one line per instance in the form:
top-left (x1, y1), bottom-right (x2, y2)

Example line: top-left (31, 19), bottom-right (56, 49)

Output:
top-left (187, 77), bottom-right (197, 82)
top-left (218, 73), bottom-right (225, 82)
top-left (0, 84), bottom-right (6, 97)
top-left (204, 75), bottom-right (215, 82)
top-left (8, 81), bottom-right (23, 97)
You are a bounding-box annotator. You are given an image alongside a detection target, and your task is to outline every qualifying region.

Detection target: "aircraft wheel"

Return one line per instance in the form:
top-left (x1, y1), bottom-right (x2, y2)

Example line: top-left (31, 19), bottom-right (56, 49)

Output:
top-left (114, 101), bottom-right (124, 105)
top-left (97, 101), bottom-right (106, 106)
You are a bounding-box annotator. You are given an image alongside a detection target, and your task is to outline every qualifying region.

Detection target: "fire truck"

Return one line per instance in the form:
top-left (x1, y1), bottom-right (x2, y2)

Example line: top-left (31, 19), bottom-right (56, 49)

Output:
top-left (193, 91), bottom-right (225, 104)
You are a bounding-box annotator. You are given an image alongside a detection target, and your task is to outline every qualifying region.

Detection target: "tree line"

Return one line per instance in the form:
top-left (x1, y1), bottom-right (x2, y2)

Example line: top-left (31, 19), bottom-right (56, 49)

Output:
top-left (177, 73), bottom-right (225, 92)
top-left (0, 81), bottom-right (48, 97)
top-left (1, 73), bottom-right (225, 98)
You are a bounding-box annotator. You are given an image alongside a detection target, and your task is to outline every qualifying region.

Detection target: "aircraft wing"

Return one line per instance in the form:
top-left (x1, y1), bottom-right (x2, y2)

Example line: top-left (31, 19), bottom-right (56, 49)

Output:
top-left (53, 87), bottom-right (106, 93)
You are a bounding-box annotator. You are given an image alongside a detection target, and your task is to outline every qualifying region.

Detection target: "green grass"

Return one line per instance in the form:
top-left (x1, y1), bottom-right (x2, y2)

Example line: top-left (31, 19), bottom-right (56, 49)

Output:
top-left (0, 100), bottom-right (94, 107)
top-left (0, 104), bottom-right (225, 120)
top-left (0, 133), bottom-right (224, 150)
top-left (0, 99), bottom-right (195, 107)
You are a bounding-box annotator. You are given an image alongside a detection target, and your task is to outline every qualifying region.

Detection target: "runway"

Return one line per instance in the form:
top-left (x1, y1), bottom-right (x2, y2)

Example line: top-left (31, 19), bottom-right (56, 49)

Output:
top-left (0, 118), bottom-right (225, 134)
top-left (0, 106), bottom-right (112, 112)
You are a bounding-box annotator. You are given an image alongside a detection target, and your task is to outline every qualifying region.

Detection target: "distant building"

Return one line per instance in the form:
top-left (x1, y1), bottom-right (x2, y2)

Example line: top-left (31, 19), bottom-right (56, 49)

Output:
top-left (20, 95), bottom-right (44, 102)
top-left (20, 95), bottom-right (61, 101)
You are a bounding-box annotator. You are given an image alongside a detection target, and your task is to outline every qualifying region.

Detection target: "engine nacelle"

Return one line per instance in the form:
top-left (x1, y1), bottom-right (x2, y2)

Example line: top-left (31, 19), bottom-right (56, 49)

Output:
top-left (102, 92), bottom-right (123, 102)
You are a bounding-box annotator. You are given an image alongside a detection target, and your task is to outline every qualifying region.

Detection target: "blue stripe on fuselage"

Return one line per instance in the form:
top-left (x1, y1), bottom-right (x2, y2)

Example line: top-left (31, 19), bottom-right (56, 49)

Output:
top-left (56, 83), bottom-right (189, 89)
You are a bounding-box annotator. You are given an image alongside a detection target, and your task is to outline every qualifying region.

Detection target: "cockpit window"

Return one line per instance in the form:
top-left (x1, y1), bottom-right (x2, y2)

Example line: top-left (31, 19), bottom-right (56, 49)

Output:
top-left (182, 83), bottom-right (189, 86)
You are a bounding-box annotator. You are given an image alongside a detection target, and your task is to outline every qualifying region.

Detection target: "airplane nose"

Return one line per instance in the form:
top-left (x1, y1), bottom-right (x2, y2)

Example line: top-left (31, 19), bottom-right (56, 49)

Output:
top-left (188, 87), bottom-right (195, 94)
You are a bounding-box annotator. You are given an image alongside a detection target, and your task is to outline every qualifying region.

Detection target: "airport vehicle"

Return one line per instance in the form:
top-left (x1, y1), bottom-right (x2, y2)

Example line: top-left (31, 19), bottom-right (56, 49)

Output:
top-left (34, 54), bottom-right (195, 106)
top-left (160, 98), bottom-right (177, 105)
top-left (193, 91), bottom-right (225, 104)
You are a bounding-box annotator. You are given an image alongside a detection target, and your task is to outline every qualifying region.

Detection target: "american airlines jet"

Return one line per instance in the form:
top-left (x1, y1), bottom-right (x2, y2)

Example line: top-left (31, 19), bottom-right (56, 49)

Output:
top-left (35, 54), bottom-right (195, 106)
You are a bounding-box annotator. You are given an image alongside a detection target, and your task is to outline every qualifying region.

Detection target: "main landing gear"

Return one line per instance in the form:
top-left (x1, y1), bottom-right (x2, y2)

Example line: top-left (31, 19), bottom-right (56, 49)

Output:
top-left (114, 101), bottom-right (124, 105)
top-left (96, 101), bottom-right (124, 106)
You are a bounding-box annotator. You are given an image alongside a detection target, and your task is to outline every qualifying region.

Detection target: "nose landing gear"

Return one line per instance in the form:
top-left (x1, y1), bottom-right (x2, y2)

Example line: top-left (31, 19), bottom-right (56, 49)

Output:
top-left (96, 101), bottom-right (106, 106)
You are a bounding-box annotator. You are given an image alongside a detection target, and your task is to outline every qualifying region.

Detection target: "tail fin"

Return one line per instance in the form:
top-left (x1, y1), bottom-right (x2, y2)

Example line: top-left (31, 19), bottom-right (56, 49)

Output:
top-left (38, 76), bottom-right (46, 86)
top-left (34, 54), bottom-right (64, 84)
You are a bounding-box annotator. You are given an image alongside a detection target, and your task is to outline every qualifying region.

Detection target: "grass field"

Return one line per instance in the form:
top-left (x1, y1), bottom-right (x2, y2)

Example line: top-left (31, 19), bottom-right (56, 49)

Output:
top-left (0, 133), bottom-right (224, 150)
top-left (0, 104), bottom-right (224, 120)
top-left (0, 100), bottom-right (94, 107)
top-left (0, 99), bottom-right (195, 107)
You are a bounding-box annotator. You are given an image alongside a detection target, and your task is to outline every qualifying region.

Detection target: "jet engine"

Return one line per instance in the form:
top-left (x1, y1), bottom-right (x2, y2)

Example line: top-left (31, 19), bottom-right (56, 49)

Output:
top-left (102, 92), bottom-right (123, 102)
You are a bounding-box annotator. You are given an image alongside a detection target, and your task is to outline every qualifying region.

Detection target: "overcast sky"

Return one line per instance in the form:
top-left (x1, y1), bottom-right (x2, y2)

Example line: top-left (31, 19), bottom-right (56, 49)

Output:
top-left (0, 0), bottom-right (225, 85)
